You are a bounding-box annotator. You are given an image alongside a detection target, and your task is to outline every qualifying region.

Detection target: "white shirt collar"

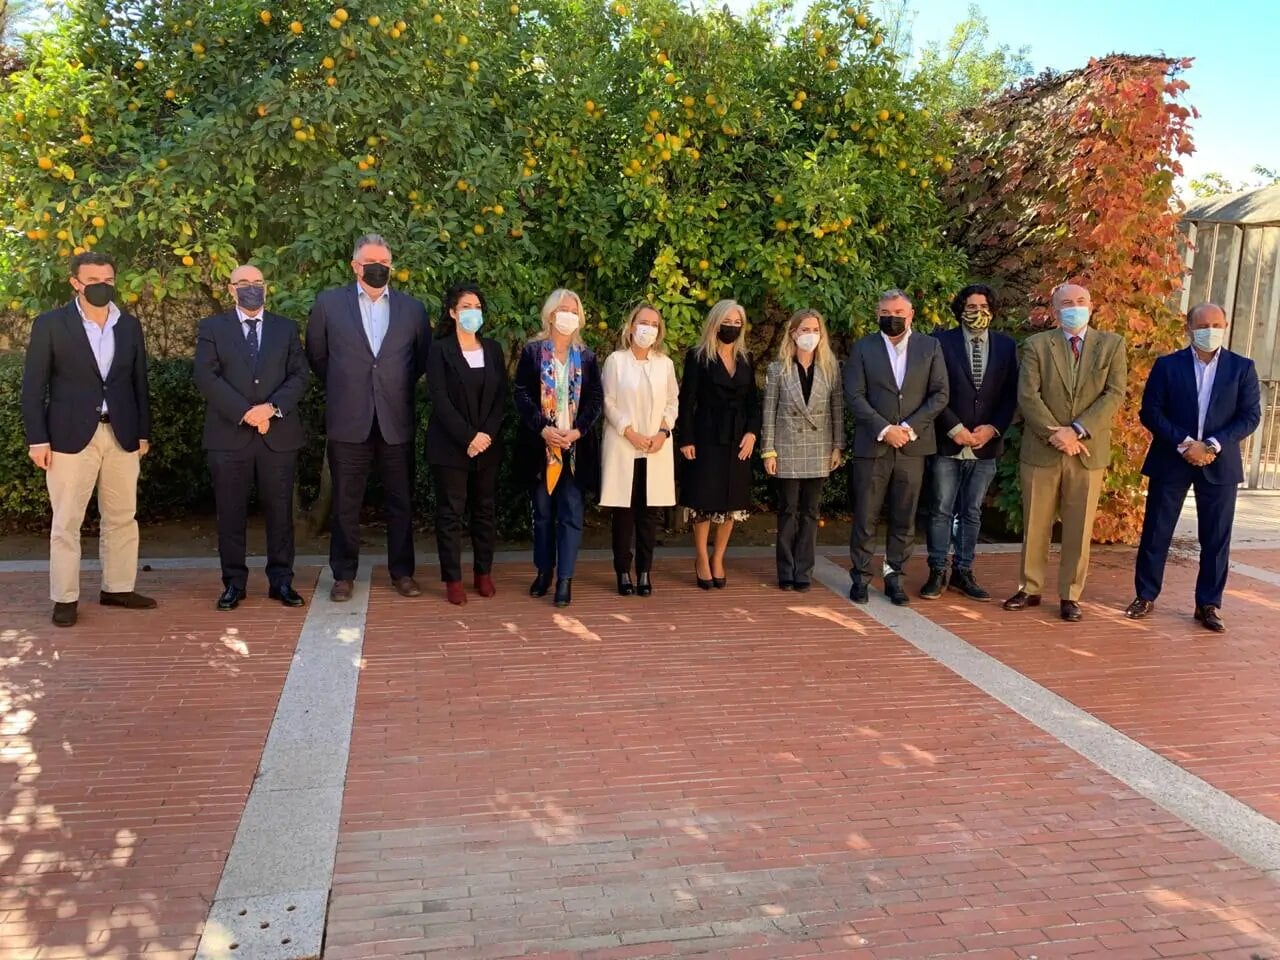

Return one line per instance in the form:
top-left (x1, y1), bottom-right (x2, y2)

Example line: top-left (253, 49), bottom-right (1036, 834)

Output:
top-left (881, 329), bottom-right (911, 354)
top-left (357, 282), bottom-right (389, 303)
top-left (1061, 325), bottom-right (1087, 342)
top-left (1192, 346), bottom-right (1221, 368)
top-left (74, 297), bottom-right (121, 328)
top-left (236, 306), bottom-right (264, 324)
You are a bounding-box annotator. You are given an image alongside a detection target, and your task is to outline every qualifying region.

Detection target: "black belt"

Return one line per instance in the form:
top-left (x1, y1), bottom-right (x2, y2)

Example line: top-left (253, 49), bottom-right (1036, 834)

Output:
top-left (98, 412), bottom-right (111, 423)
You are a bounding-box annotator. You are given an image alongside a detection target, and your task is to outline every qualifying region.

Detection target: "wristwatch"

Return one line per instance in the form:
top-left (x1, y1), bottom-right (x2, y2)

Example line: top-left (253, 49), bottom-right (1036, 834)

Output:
top-left (271, 405), bottom-right (283, 418)
top-left (659, 427), bottom-right (671, 437)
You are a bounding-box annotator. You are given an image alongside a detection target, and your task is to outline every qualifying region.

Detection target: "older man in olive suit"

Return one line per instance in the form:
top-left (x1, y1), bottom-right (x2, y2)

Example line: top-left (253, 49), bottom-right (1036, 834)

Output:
top-left (1003, 283), bottom-right (1127, 623)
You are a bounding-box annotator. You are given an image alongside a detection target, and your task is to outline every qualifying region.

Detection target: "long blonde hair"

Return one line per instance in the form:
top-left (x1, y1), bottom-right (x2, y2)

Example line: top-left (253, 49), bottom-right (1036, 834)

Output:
top-left (777, 308), bottom-right (837, 383)
top-left (695, 298), bottom-right (748, 365)
top-left (616, 302), bottom-right (667, 355)
top-left (532, 287), bottom-right (585, 345)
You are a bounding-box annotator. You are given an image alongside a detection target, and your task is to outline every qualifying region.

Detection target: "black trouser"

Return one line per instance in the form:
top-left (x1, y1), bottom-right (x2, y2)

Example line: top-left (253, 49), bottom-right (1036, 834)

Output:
top-left (208, 436), bottom-right (297, 591)
top-left (849, 451), bottom-right (926, 580)
top-left (327, 415), bottom-right (415, 582)
top-left (611, 458), bottom-right (660, 575)
top-left (432, 459), bottom-right (499, 583)
top-left (776, 476), bottom-right (825, 586)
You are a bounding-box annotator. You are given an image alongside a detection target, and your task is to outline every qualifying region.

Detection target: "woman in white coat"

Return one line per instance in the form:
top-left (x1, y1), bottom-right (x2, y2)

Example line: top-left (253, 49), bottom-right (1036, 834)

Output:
top-left (601, 303), bottom-right (679, 596)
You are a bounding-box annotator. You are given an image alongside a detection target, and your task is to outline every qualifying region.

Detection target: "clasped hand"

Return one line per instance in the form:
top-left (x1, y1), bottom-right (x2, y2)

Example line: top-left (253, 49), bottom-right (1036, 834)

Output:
top-left (1047, 425), bottom-right (1089, 457)
top-left (882, 425), bottom-right (911, 449)
top-left (954, 424), bottom-right (997, 449)
top-left (541, 425), bottom-right (580, 450)
top-left (1182, 441), bottom-right (1216, 468)
top-left (624, 426), bottom-right (667, 454)
top-left (467, 431), bottom-right (493, 458)
top-left (243, 403), bottom-right (275, 434)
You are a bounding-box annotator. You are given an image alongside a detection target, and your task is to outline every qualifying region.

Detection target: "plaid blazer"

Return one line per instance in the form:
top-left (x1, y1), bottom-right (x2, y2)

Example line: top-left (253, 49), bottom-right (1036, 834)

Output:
top-left (761, 359), bottom-right (845, 478)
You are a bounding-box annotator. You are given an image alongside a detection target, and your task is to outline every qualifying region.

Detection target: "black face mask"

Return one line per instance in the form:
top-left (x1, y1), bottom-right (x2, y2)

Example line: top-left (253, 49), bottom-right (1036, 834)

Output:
top-left (234, 285), bottom-right (266, 311)
top-left (717, 325), bottom-right (742, 344)
top-left (360, 263), bottom-right (391, 289)
top-left (878, 314), bottom-right (907, 338)
top-left (82, 282), bottom-right (115, 308)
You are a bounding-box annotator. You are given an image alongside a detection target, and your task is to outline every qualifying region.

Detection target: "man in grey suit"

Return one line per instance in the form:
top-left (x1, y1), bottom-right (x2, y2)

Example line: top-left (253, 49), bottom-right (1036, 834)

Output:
top-left (843, 289), bottom-right (949, 605)
top-left (305, 234), bottom-right (432, 602)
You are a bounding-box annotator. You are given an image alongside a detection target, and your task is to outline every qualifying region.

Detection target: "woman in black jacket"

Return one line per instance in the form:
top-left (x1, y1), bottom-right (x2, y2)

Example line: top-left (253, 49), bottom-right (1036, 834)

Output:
top-left (677, 298), bottom-right (761, 589)
top-left (512, 288), bottom-right (604, 608)
top-left (427, 282), bottom-right (508, 605)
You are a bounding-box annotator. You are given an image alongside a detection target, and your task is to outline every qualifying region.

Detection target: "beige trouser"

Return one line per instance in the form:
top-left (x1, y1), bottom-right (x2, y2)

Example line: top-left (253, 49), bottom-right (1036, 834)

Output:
top-left (46, 423), bottom-right (141, 603)
top-left (1018, 456), bottom-right (1105, 602)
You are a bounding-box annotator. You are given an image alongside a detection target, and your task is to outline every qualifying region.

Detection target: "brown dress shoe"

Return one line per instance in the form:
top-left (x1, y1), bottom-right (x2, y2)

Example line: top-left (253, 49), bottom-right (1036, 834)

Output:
top-left (1194, 605), bottom-right (1226, 633)
top-left (1060, 600), bottom-right (1083, 622)
top-left (392, 576), bottom-right (422, 598)
top-left (330, 579), bottom-right (354, 602)
top-left (52, 601), bottom-right (78, 627)
top-left (1125, 597), bottom-right (1154, 620)
top-left (99, 590), bottom-right (157, 609)
top-left (1002, 591), bottom-right (1041, 611)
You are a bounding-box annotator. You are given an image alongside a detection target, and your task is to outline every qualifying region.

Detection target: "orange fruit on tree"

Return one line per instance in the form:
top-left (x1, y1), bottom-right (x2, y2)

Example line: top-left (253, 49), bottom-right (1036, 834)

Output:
top-left (289, 20), bottom-right (303, 33)
top-left (259, 10), bottom-right (272, 24)
top-left (182, 255), bottom-right (195, 266)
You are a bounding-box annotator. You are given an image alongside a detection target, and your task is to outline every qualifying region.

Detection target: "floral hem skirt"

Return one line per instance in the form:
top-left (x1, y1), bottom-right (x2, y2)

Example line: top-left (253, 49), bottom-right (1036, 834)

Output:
top-left (687, 509), bottom-right (750, 524)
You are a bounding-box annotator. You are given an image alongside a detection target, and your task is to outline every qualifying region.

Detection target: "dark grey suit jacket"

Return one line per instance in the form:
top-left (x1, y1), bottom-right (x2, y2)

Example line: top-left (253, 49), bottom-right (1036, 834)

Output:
top-left (21, 302), bottom-right (150, 453)
top-left (304, 285), bottom-right (432, 444)
top-left (842, 331), bottom-right (949, 458)
top-left (194, 310), bottom-right (310, 452)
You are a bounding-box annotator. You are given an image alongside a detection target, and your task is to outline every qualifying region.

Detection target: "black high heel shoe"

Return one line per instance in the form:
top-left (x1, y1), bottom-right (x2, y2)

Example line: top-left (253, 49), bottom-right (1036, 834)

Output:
top-left (616, 572), bottom-right (634, 596)
top-left (636, 572), bottom-right (652, 597)
top-left (711, 564), bottom-right (727, 589)
top-left (529, 570), bottom-right (553, 597)
top-left (694, 562), bottom-right (713, 590)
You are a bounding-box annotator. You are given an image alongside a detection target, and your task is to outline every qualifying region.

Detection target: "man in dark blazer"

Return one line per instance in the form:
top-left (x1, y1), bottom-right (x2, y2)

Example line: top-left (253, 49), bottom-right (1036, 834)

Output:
top-left (21, 251), bottom-right (156, 627)
top-left (843, 288), bottom-right (949, 605)
top-left (1126, 302), bottom-right (1262, 633)
top-left (923, 284), bottom-right (1018, 602)
top-left (305, 234), bottom-right (432, 602)
top-left (194, 263), bottom-right (311, 611)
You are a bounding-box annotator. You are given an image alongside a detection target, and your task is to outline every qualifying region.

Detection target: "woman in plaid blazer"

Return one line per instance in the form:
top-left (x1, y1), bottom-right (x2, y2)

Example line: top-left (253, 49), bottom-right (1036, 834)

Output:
top-left (761, 309), bottom-right (845, 591)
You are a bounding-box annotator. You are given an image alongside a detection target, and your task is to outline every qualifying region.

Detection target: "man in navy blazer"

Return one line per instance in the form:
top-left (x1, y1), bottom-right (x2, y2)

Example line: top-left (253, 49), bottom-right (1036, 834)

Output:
top-left (305, 234), bottom-right (432, 602)
top-left (194, 263), bottom-right (310, 611)
top-left (1126, 302), bottom-right (1262, 633)
top-left (923, 284), bottom-right (1018, 603)
top-left (21, 252), bottom-right (156, 627)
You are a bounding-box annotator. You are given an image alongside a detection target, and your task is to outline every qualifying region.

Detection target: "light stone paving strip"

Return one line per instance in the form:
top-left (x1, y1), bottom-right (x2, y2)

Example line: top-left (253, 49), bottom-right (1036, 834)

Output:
top-left (812, 555), bottom-right (1280, 883)
top-left (195, 567), bottom-right (373, 960)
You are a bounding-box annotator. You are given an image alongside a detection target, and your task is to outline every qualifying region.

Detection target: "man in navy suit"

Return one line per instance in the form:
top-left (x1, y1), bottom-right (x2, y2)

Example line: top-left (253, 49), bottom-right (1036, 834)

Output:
top-left (21, 252), bottom-right (156, 627)
top-left (194, 263), bottom-right (310, 611)
top-left (923, 284), bottom-right (1018, 602)
top-left (1125, 302), bottom-right (1262, 633)
top-left (305, 234), bottom-right (432, 602)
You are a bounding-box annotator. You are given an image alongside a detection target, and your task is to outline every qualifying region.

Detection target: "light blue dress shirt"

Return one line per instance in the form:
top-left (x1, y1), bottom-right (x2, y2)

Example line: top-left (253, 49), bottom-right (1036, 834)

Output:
top-left (357, 284), bottom-right (390, 356)
top-left (74, 297), bottom-right (121, 413)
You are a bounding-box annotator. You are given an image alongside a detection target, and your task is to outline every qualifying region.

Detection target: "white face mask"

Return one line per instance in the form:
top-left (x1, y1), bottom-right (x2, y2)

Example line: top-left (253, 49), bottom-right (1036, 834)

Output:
top-left (794, 332), bottom-right (820, 353)
top-left (632, 323), bottom-right (659, 349)
top-left (1192, 327), bottom-right (1226, 352)
top-left (553, 310), bottom-right (580, 336)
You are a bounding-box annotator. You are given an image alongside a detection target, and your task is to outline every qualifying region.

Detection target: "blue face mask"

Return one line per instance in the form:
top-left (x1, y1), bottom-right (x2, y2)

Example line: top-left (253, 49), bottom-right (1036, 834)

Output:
top-left (457, 307), bottom-right (483, 334)
top-left (1059, 306), bottom-right (1089, 332)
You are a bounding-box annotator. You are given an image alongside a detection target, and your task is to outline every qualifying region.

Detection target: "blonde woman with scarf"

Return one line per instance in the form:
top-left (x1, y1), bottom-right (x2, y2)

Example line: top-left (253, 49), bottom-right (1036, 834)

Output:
top-left (513, 289), bottom-right (604, 608)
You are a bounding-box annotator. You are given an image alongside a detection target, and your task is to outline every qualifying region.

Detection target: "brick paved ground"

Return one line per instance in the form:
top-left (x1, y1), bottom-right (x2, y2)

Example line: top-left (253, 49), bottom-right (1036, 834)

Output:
top-left (326, 558), bottom-right (1280, 960)
top-left (0, 568), bottom-right (314, 960)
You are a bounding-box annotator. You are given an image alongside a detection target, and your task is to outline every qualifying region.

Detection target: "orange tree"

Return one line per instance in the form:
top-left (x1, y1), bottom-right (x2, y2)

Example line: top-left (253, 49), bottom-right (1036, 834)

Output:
top-left (0, 0), bottom-right (964, 353)
top-left (941, 55), bottom-right (1196, 543)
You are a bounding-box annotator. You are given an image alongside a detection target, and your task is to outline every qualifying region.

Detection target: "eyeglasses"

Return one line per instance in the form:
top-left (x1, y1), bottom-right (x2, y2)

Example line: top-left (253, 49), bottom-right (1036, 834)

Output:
top-left (230, 281), bottom-right (265, 289)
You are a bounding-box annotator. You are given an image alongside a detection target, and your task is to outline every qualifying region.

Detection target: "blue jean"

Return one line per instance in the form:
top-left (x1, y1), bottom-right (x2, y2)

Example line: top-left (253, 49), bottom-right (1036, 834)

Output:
top-left (532, 473), bottom-right (585, 579)
top-left (926, 456), bottom-right (997, 572)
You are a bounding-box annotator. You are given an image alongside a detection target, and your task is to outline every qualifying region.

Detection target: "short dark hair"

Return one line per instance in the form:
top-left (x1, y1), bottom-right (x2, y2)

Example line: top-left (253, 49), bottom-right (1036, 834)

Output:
top-left (950, 283), bottom-right (999, 322)
top-left (70, 251), bottom-right (115, 277)
top-left (437, 282), bottom-right (486, 339)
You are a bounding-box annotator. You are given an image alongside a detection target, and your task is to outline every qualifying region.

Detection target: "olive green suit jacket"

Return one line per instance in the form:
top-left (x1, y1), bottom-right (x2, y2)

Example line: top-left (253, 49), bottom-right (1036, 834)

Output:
top-left (1017, 327), bottom-right (1128, 471)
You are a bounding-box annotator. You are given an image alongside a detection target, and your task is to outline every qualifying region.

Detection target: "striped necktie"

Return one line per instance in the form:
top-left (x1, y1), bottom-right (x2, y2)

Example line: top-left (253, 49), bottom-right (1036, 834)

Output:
top-left (970, 335), bottom-right (983, 388)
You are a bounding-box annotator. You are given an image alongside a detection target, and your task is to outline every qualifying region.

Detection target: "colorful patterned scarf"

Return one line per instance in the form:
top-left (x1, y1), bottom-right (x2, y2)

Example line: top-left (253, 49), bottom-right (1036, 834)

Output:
top-left (540, 339), bottom-right (582, 493)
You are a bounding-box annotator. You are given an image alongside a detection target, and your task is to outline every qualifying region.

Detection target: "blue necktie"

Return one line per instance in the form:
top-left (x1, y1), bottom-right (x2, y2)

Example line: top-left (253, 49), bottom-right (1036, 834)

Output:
top-left (244, 318), bottom-right (259, 369)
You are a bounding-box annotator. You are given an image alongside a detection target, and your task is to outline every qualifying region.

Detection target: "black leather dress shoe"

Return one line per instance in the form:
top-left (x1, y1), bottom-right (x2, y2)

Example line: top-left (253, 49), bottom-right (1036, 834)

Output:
top-left (949, 568), bottom-right (991, 601)
top-left (217, 585), bottom-right (245, 611)
top-left (100, 590), bottom-right (157, 609)
top-left (792, 581), bottom-right (810, 593)
top-left (779, 580), bottom-right (795, 591)
top-left (1195, 605), bottom-right (1226, 633)
top-left (52, 601), bottom-right (77, 627)
top-left (920, 568), bottom-right (946, 600)
top-left (636, 572), bottom-right (652, 597)
top-left (530, 570), bottom-right (553, 597)
top-left (849, 576), bottom-right (869, 604)
top-left (1125, 597), bottom-right (1154, 620)
top-left (884, 574), bottom-right (910, 606)
top-left (270, 584), bottom-right (306, 607)
top-left (553, 578), bottom-right (572, 607)
top-left (616, 572), bottom-right (634, 596)
top-left (1060, 599), bottom-right (1083, 622)
top-left (1002, 591), bottom-right (1041, 611)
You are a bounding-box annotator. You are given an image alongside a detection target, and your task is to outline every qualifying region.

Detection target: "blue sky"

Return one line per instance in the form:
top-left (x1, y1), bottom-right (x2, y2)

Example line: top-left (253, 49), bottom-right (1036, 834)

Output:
top-left (733, 0), bottom-right (1277, 192)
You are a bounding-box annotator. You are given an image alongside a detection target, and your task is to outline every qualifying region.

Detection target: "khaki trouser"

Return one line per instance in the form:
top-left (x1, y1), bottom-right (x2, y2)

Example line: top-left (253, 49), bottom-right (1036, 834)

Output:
top-left (46, 423), bottom-right (141, 603)
top-left (1018, 456), bottom-right (1105, 602)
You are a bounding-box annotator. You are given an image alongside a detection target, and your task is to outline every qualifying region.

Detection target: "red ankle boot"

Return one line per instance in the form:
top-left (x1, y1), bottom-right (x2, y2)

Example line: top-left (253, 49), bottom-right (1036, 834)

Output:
top-left (445, 581), bottom-right (467, 605)
top-left (474, 573), bottom-right (496, 597)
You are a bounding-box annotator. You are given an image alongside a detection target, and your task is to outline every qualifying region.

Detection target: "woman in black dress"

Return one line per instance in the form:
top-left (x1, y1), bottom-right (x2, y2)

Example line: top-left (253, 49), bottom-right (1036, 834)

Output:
top-left (677, 298), bottom-right (761, 589)
top-left (426, 282), bottom-right (508, 606)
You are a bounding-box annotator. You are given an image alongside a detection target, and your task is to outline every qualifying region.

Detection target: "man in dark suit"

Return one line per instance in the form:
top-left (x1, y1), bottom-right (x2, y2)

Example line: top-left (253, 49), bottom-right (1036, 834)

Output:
top-left (21, 251), bottom-right (156, 627)
top-left (923, 284), bottom-right (1018, 602)
top-left (305, 234), bottom-right (432, 602)
top-left (843, 288), bottom-right (949, 605)
top-left (1126, 302), bottom-right (1262, 633)
top-left (194, 263), bottom-right (311, 611)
